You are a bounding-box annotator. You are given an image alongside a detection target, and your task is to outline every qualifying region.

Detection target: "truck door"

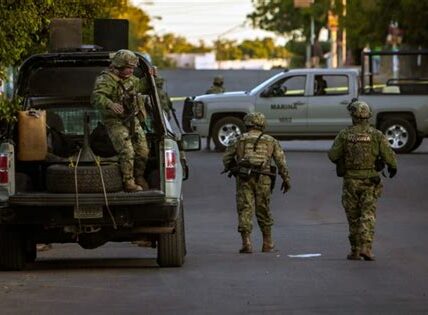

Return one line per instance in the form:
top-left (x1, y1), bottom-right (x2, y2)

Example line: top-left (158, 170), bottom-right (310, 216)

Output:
top-left (307, 74), bottom-right (353, 133)
top-left (255, 75), bottom-right (308, 133)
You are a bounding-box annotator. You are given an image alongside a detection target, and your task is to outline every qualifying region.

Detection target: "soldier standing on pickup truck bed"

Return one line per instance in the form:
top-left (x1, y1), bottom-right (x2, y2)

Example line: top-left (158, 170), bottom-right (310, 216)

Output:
top-left (328, 101), bottom-right (397, 261)
top-left (205, 75), bottom-right (225, 150)
top-left (223, 112), bottom-right (291, 254)
top-left (91, 49), bottom-right (150, 192)
top-left (155, 76), bottom-right (173, 120)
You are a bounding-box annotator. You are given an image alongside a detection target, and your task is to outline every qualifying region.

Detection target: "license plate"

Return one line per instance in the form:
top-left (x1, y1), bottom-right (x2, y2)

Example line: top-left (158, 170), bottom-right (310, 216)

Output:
top-left (74, 205), bottom-right (103, 219)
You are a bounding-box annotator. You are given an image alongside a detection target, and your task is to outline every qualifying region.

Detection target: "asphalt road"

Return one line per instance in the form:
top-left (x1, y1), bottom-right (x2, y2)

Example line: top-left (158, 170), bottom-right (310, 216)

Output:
top-left (0, 138), bottom-right (427, 314)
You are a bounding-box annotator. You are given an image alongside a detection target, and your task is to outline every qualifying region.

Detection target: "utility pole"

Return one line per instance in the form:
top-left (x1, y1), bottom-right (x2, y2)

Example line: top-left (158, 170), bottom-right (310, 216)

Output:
top-left (341, 0), bottom-right (347, 66)
top-left (293, 0), bottom-right (314, 68)
top-left (328, 0), bottom-right (339, 68)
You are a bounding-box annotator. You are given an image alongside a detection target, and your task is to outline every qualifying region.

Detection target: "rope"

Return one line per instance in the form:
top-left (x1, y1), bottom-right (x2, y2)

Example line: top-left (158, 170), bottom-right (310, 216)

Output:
top-left (91, 150), bottom-right (117, 230)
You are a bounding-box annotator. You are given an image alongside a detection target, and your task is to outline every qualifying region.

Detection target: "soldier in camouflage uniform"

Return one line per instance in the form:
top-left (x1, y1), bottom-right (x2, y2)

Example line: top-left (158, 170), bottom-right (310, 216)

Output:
top-left (328, 101), bottom-right (397, 261)
top-left (206, 75), bottom-right (225, 94)
top-left (91, 49), bottom-right (150, 192)
top-left (223, 112), bottom-right (291, 253)
top-left (155, 76), bottom-right (173, 120)
top-left (205, 76), bottom-right (225, 150)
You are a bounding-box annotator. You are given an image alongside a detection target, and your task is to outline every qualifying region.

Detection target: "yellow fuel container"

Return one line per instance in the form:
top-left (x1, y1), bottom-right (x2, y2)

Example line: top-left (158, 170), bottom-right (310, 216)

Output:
top-left (17, 110), bottom-right (48, 161)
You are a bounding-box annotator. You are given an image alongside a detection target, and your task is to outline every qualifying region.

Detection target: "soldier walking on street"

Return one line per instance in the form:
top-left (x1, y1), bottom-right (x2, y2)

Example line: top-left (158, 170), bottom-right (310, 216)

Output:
top-left (223, 112), bottom-right (291, 253)
top-left (328, 101), bottom-right (397, 261)
top-left (206, 75), bottom-right (225, 150)
top-left (91, 49), bottom-right (151, 192)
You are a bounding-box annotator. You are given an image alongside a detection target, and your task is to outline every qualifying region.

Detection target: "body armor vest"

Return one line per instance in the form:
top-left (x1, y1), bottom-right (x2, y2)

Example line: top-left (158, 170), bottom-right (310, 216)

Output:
top-left (236, 133), bottom-right (274, 170)
top-left (344, 130), bottom-right (376, 170)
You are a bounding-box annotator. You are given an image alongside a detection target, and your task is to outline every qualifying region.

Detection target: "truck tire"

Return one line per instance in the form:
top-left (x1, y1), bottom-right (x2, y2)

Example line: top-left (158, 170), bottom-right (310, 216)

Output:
top-left (412, 136), bottom-right (424, 151)
top-left (25, 240), bottom-right (37, 263)
top-left (212, 117), bottom-right (245, 151)
top-left (0, 226), bottom-right (27, 271)
top-left (379, 118), bottom-right (417, 154)
top-left (157, 208), bottom-right (185, 267)
top-left (46, 164), bottom-right (123, 193)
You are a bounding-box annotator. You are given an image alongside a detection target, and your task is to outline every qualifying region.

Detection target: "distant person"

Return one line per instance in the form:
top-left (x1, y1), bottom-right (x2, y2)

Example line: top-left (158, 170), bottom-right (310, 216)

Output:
top-left (314, 75), bottom-right (327, 95)
top-left (155, 76), bottom-right (173, 120)
top-left (206, 75), bottom-right (225, 149)
top-left (328, 101), bottom-right (397, 261)
top-left (206, 75), bottom-right (225, 94)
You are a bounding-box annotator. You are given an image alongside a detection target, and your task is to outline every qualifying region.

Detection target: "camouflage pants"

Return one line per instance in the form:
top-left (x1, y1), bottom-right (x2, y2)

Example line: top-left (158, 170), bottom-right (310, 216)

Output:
top-left (106, 119), bottom-right (149, 182)
top-left (342, 177), bottom-right (383, 250)
top-left (236, 175), bottom-right (273, 234)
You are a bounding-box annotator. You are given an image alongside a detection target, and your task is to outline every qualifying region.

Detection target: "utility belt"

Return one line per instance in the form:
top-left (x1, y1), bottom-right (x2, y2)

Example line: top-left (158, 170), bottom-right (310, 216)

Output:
top-left (336, 156), bottom-right (385, 177)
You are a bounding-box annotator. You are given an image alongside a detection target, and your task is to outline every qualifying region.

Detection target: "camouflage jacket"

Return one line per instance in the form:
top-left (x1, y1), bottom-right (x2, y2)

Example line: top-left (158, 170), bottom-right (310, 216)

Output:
top-left (223, 129), bottom-right (290, 182)
top-left (91, 69), bottom-right (149, 124)
top-left (328, 122), bottom-right (397, 179)
top-left (206, 85), bottom-right (225, 94)
top-left (157, 88), bottom-right (173, 113)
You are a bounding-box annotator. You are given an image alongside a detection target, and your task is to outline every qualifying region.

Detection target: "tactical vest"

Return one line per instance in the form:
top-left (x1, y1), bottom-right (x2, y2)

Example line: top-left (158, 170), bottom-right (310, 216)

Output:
top-left (344, 128), bottom-right (377, 170)
top-left (236, 133), bottom-right (274, 170)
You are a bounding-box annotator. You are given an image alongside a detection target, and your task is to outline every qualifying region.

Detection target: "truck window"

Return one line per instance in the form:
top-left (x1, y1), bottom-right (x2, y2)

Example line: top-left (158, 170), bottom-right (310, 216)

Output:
top-left (273, 75), bottom-right (306, 97)
top-left (314, 75), bottom-right (349, 96)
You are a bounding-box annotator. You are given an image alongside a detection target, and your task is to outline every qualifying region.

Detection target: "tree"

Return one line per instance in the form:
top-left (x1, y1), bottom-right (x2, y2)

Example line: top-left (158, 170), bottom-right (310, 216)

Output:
top-left (0, 0), bottom-right (127, 79)
top-left (248, 0), bottom-right (332, 42)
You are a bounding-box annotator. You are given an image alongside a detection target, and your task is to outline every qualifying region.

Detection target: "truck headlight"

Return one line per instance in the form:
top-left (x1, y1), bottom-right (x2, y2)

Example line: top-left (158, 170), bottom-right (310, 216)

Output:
top-left (193, 101), bottom-right (204, 118)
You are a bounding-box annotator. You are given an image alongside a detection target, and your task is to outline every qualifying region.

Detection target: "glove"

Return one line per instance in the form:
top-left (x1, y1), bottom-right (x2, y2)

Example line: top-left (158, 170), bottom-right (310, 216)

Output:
top-left (280, 180), bottom-right (291, 194)
top-left (109, 103), bottom-right (124, 114)
top-left (387, 166), bottom-right (397, 178)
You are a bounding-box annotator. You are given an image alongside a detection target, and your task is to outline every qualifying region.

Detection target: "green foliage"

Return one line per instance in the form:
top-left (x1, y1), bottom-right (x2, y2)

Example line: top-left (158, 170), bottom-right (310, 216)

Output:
top-left (0, 95), bottom-right (22, 124)
top-left (248, 0), bottom-right (332, 41)
top-left (0, 0), bottom-right (127, 80)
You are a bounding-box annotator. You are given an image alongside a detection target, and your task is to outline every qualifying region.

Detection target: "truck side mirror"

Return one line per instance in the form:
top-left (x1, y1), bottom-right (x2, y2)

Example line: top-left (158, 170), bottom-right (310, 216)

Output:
top-left (181, 133), bottom-right (201, 151)
top-left (261, 87), bottom-right (272, 97)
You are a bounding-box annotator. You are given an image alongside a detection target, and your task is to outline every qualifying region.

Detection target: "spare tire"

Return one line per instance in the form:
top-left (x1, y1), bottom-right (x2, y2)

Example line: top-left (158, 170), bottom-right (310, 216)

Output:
top-left (46, 163), bottom-right (123, 193)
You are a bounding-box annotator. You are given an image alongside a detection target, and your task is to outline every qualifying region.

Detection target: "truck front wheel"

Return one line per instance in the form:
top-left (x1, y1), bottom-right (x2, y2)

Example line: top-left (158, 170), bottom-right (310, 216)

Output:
top-left (379, 118), bottom-right (417, 154)
top-left (212, 117), bottom-right (245, 151)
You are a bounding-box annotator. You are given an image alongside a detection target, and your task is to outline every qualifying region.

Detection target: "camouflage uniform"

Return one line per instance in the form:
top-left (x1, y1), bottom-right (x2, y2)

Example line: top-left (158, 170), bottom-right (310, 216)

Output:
top-left (206, 75), bottom-right (225, 94)
top-left (328, 101), bottom-right (397, 260)
top-left (223, 112), bottom-right (290, 253)
top-left (155, 76), bottom-right (173, 119)
top-left (91, 50), bottom-right (150, 191)
top-left (206, 76), bottom-right (225, 149)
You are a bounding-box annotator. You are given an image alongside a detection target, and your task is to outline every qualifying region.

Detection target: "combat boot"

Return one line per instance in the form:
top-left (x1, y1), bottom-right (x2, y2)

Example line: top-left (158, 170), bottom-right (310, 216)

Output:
top-left (347, 248), bottom-right (362, 260)
top-left (262, 230), bottom-right (275, 252)
top-left (124, 179), bottom-right (143, 192)
top-left (135, 176), bottom-right (149, 190)
top-left (360, 244), bottom-right (376, 261)
top-left (239, 232), bottom-right (252, 254)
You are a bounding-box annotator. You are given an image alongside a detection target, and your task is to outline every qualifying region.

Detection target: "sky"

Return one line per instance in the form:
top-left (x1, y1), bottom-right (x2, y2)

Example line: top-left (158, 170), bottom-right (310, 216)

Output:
top-left (131, 0), bottom-right (286, 45)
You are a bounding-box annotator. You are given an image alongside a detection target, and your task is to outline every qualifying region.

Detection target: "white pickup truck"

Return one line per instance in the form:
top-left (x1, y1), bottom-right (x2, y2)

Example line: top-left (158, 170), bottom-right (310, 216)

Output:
top-left (191, 66), bottom-right (428, 153)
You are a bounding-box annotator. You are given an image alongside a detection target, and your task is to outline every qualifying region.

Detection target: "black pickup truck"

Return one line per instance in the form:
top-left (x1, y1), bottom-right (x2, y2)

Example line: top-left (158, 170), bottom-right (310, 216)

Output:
top-left (0, 49), bottom-right (200, 270)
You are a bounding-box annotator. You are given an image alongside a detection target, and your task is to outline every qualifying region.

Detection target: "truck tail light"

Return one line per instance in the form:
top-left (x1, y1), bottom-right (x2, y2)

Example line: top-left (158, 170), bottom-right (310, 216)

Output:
top-left (0, 154), bottom-right (8, 184)
top-left (193, 101), bottom-right (204, 118)
top-left (165, 149), bottom-right (177, 181)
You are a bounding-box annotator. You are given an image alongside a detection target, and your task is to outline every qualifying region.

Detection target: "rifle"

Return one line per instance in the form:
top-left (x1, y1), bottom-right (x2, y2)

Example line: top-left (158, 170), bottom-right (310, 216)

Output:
top-left (222, 159), bottom-right (277, 191)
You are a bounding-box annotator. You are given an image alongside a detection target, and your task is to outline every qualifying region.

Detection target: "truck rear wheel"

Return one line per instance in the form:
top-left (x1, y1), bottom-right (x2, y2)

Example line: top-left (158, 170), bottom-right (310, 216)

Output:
top-left (212, 117), bottom-right (245, 151)
top-left (157, 207), bottom-right (185, 267)
top-left (0, 226), bottom-right (27, 271)
top-left (379, 118), bottom-right (417, 153)
top-left (46, 163), bottom-right (123, 193)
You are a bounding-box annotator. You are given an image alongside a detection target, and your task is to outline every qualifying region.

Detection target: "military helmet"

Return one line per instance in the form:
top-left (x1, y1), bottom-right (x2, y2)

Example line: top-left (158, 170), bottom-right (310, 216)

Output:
top-left (111, 49), bottom-right (139, 68)
top-left (244, 112), bottom-right (266, 130)
top-left (348, 100), bottom-right (372, 119)
top-left (213, 75), bottom-right (223, 85)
